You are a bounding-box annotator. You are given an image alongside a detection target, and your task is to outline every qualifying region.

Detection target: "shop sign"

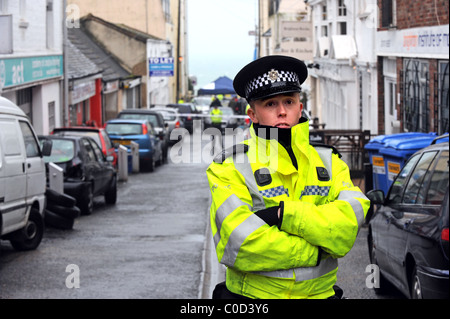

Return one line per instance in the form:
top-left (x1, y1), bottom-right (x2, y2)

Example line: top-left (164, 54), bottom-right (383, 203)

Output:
top-left (0, 55), bottom-right (63, 89)
top-left (377, 25), bottom-right (449, 58)
top-left (70, 80), bottom-right (96, 105)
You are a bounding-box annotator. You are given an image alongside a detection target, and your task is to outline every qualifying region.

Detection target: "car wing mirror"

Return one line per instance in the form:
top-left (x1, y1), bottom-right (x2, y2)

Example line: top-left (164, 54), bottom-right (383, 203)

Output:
top-left (366, 189), bottom-right (385, 205)
top-left (41, 139), bottom-right (53, 157)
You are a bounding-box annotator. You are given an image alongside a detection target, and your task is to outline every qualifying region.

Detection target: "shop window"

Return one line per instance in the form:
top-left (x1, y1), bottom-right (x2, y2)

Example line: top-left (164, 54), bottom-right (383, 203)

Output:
top-left (436, 62), bottom-right (449, 135)
top-left (402, 59), bottom-right (430, 133)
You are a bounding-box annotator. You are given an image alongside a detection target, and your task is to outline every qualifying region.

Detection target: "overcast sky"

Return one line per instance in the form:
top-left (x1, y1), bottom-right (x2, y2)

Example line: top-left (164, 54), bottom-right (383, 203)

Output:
top-left (187, 0), bottom-right (257, 92)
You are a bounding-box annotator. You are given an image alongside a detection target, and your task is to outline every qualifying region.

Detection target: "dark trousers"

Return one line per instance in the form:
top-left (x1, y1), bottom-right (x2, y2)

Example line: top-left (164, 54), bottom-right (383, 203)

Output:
top-left (212, 281), bottom-right (344, 299)
top-left (212, 282), bottom-right (250, 299)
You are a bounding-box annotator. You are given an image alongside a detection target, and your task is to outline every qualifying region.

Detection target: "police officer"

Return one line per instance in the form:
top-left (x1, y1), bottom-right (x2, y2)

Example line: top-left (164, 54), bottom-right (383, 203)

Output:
top-left (206, 55), bottom-right (370, 299)
top-left (210, 104), bottom-right (223, 131)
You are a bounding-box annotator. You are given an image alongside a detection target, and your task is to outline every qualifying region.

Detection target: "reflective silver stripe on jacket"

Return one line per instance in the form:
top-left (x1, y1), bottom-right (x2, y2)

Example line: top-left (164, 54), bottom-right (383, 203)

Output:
top-left (213, 194), bottom-right (251, 248)
top-left (337, 190), bottom-right (367, 228)
top-left (252, 257), bottom-right (338, 282)
top-left (233, 152), bottom-right (266, 211)
top-left (218, 152), bottom-right (267, 267)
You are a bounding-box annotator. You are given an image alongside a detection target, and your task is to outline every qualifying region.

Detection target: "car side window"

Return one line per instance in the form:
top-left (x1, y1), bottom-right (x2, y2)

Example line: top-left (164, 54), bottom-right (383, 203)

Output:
top-left (425, 150), bottom-right (449, 205)
top-left (101, 131), bottom-right (112, 149)
top-left (402, 151), bottom-right (438, 204)
top-left (19, 121), bottom-right (41, 158)
top-left (82, 139), bottom-right (97, 163)
top-left (89, 139), bottom-right (105, 163)
top-left (387, 154), bottom-right (421, 204)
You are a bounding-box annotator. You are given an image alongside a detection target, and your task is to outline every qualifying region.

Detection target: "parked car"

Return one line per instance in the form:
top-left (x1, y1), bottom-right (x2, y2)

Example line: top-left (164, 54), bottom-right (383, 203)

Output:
top-left (166, 103), bottom-right (200, 134)
top-left (117, 109), bottom-right (169, 161)
top-left (151, 107), bottom-right (185, 144)
top-left (39, 135), bottom-right (117, 216)
top-left (366, 138), bottom-right (449, 299)
top-left (51, 126), bottom-right (117, 169)
top-left (0, 97), bottom-right (52, 251)
top-left (105, 119), bottom-right (163, 172)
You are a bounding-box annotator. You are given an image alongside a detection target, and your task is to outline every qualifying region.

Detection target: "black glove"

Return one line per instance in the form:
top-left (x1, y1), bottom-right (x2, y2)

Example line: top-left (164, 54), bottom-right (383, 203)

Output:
top-left (254, 202), bottom-right (284, 229)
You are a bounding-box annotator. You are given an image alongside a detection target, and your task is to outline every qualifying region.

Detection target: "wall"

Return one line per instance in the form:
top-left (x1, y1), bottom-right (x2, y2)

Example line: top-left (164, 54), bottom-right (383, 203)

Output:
top-left (67, 0), bottom-right (166, 39)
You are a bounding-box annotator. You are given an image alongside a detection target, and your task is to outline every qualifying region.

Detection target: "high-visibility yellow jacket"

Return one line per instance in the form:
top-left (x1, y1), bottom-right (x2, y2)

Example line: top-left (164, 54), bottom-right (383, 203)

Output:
top-left (206, 119), bottom-right (370, 299)
top-left (210, 108), bottom-right (223, 124)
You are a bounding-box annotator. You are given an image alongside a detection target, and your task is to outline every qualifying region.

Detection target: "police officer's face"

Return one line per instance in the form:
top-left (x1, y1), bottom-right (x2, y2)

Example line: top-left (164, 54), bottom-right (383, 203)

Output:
top-left (248, 93), bottom-right (303, 128)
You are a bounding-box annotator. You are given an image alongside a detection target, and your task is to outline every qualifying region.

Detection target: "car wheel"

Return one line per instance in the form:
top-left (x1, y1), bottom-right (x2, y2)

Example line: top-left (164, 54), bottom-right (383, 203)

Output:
top-left (105, 175), bottom-right (117, 205)
top-left (79, 183), bottom-right (94, 215)
top-left (410, 266), bottom-right (423, 299)
top-left (9, 208), bottom-right (44, 251)
top-left (44, 209), bottom-right (75, 230)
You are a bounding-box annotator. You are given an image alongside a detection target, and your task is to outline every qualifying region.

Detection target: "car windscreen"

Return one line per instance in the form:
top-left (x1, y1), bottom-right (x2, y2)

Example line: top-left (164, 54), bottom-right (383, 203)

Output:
top-left (155, 110), bottom-right (176, 121)
top-left (106, 123), bottom-right (143, 136)
top-left (41, 139), bottom-right (75, 163)
top-left (119, 113), bottom-right (159, 128)
top-left (54, 131), bottom-right (101, 147)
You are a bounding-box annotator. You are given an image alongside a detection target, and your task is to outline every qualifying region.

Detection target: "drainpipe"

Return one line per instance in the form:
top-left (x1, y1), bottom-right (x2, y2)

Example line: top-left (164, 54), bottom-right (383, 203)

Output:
top-left (63, 0), bottom-right (69, 126)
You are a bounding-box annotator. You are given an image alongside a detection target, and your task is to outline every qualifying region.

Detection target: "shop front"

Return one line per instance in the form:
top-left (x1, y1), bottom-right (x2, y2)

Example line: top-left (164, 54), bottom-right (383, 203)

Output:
top-left (0, 55), bottom-right (63, 134)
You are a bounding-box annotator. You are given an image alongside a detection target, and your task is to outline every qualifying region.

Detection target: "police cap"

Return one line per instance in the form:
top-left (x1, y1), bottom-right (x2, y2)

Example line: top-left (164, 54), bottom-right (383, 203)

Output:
top-left (233, 55), bottom-right (308, 102)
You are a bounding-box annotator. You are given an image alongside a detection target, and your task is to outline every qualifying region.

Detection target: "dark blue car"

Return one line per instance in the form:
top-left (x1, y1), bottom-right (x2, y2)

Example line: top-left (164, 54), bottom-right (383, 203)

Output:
top-left (105, 119), bottom-right (162, 172)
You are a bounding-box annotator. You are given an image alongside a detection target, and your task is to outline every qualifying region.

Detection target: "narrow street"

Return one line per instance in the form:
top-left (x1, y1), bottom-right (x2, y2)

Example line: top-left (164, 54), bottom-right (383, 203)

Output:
top-left (0, 136), bottom-right (404, 299)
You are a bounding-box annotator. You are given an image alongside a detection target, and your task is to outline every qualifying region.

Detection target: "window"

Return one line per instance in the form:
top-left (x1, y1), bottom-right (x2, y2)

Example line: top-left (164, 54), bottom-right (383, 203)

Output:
top-left (437, 62), bottom-right (449, 135)
top-left (0, 0), bottom-right (8, 13)
top-left (322, 5), bottom-right (327, 20)
top-left (338, 22), bottom-right (347, 35)
top-left (48, 101), bottom-right (55, 132)
top-left (0, 120), bottom-right (21, 156)
top-left (162, 0), bottom-right (171, 22)
top-left (19, 121), bottom-right (40, 158)
top-left (88, 138), bottom-right (104, 162)
top-left (387, 154), bottom-right (420, 204)
top-left (82, 138), bottom-right (97, 162)
top-left (338, 0), bottom-right (347, 16)
top-left (425, 151), bottom-right (449, 205)
top-left (402, 151), bottom-right (438, 204)
top-left (46, 0), bottom-right (54, 49)
top-left (402, 59), bottom-right (430, 132)
top-left (381, 0), bottom-right (396, 27)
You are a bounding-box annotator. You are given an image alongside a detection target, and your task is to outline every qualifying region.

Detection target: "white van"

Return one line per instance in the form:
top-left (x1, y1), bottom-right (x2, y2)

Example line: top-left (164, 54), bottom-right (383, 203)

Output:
top-left (0, 96), bottom-right (51, 250)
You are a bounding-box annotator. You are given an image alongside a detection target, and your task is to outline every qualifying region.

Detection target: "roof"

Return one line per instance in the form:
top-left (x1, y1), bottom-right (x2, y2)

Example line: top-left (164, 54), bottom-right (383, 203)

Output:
top-left (68, 27), bottom-right (130, 82)
top-left (81, 14), bottom-right (164, 43)
top-left (67, 38), bottom-right (102, 79)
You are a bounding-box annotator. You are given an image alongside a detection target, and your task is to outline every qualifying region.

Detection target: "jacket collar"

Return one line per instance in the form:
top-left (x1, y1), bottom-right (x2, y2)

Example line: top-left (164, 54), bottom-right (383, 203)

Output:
top-left (249, 118), bottom-right (311, 174)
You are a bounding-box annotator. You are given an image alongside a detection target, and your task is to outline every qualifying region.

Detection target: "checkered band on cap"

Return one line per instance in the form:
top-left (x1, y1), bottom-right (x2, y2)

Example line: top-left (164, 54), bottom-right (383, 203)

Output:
top-left (245, 69), bottom-right (299, 97)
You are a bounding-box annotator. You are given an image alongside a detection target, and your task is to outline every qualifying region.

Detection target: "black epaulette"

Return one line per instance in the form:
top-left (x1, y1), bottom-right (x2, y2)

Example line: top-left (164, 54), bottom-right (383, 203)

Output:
top-left (310, 142), bottom-right (342, 158)
top-left (213, 144), bottom-right (249, 164)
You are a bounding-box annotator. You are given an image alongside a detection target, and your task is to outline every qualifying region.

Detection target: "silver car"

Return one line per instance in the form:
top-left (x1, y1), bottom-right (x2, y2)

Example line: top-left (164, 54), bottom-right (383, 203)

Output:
top-left (152, 107), bottom-right (185, 144)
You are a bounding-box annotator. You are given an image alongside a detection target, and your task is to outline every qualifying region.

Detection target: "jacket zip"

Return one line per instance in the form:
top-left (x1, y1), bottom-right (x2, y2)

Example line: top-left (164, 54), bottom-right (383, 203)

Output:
top-left (280, 141), bottom-right (298, 170)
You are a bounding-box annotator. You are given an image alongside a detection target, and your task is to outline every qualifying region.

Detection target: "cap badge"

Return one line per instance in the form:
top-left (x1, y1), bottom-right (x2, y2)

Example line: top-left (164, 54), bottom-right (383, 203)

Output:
top-left (268, 69), bottom-right (279, 82)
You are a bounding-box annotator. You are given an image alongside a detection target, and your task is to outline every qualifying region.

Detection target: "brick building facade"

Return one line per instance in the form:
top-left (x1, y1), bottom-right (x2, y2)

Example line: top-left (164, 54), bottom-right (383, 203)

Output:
top-left (376, 0), bottom-right (449, 135)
